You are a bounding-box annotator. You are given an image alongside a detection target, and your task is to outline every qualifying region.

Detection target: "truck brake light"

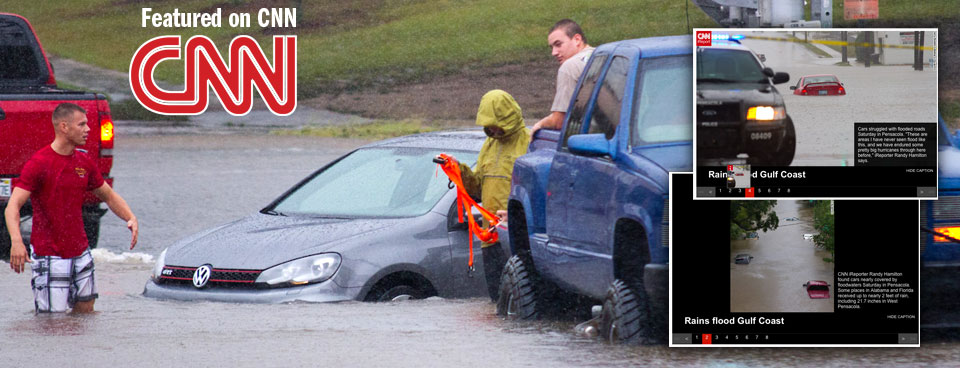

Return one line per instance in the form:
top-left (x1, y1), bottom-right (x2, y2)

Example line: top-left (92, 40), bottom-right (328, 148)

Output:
top-left (101, 120), bottom-right (114, 149)
top-left (934, 226), bottom-right (960, 242)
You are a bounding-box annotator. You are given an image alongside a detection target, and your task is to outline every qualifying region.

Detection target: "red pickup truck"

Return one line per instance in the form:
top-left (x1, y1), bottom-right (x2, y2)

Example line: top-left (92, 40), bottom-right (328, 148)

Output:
top-left (1, 13), bottom-right (115, 258)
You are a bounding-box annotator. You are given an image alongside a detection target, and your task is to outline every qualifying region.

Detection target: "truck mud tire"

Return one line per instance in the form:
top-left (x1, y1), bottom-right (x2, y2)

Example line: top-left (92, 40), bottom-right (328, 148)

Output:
top-left (496, 255), bottom-right (540, 320)
top-left (770, 117), bottom-right (796, 166)
top-left (83, 207), bottom-right (106, 249)
top-left (599, 279), bottom-right (654, 344)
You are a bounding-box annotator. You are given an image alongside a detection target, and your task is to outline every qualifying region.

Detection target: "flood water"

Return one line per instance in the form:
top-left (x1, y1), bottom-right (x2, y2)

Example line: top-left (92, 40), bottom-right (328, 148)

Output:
top-left (739, 32), bottom-right (939, 166)
top-left (731, 201), bottom-right (834, 312)
top-left (2, 134), bottom-right (959, 366)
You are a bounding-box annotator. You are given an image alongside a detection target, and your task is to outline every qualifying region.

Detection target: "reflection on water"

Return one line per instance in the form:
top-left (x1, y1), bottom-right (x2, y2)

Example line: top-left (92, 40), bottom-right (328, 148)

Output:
top-left (731, 201), bottom-right (834, 312)
top-left (0, 260), bottom-right (956, 366)
top-left (7, 313), bottom-right (92, 336)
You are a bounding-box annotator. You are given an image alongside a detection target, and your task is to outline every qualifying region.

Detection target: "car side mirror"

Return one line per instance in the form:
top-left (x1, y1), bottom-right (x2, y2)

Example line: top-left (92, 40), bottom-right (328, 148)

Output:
top-left (772, 72), bottom-right (790, 85)
top-left (567, 133), bottom-right (611, 157)
top-left (759, 54), bottom-right (766, 62)
top-left (789, 86), bottom-right (797, 90)
top-left (762, 67), bottom-right (775, 77)
top-left (448, 202), bottom-right (482, 231)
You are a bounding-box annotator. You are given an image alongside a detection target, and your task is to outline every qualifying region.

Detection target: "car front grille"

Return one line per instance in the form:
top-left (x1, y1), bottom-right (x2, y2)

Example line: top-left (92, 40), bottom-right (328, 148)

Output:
top-left (697, 102), bottom-right (741, 122)
top-left (159, 265), bottom-right (262, 288)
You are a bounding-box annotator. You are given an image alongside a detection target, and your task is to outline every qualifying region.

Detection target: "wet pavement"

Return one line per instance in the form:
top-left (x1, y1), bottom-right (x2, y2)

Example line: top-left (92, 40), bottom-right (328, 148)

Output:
top-left (2, 133), bottom-right (960, 365)
top-left (739, 32), bottom-right (939, 166)
top-left (731, 201), bottom-right (834, 313)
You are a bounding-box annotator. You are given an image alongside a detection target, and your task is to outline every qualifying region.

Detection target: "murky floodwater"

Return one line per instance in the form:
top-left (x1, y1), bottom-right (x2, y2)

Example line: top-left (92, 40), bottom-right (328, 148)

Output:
top-left (740, 33), bottom-right (939, 166)
top-left (731, 201), bottom-right (834, 312)
top-left (3, 135), bottom-right (960, 366)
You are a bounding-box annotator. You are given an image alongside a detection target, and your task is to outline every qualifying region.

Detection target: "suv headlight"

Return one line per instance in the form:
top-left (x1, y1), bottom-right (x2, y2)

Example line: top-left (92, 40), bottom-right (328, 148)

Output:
top-left (152, 248), bottom-right (168, 281)
top-left (746, 106), bottom-right (785, 121)
top-left (256, 253), bottom-right (341, 286)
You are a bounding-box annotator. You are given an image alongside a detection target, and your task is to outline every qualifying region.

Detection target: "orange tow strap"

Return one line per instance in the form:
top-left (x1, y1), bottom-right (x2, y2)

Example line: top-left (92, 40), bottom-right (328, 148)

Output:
top-left (435, 153), bottom-right (500, 268)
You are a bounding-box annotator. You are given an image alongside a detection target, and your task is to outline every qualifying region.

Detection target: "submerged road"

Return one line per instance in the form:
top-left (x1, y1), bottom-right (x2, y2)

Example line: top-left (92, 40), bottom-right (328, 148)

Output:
top-left (740, 32), bottom-right (938, 166)
top-left (1, 133), bottom-right (958, 366)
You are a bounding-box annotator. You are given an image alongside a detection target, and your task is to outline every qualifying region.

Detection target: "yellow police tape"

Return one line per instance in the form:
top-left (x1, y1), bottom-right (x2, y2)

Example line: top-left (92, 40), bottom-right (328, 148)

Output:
top-left (742, 34), bottom-right (936, 51)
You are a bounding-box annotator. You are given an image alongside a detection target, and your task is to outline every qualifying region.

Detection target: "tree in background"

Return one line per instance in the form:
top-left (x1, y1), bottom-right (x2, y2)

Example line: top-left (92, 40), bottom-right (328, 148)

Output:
top-left (730, 201), bottom-right (779, 240)
top-left (812, 200), bottom-right (835, 262)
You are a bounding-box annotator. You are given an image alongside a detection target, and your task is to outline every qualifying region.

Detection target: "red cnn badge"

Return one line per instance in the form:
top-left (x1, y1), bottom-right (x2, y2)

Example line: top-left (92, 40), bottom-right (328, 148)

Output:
top-left (696, 31), bottom-right (712, 47)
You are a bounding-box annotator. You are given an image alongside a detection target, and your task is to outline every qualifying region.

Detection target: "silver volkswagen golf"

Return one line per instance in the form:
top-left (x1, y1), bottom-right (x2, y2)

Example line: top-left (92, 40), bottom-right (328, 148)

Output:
top-left (144, 131), bottom-right (491, 303)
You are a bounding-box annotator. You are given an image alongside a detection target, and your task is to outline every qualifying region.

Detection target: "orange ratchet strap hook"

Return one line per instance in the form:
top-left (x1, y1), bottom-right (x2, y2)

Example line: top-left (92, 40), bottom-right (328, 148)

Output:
top-left (433, 153), bottom-right (500, 269)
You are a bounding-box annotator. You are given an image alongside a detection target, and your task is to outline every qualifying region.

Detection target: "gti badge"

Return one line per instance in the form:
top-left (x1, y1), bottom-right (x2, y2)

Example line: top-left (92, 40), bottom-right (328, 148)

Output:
top-left (193, 264), bottom-right (213, 288)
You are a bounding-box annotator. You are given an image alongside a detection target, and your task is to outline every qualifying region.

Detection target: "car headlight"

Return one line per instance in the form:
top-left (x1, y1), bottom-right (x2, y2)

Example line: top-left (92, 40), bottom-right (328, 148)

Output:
top-left (256, 253), bottom-right (341, 286)
top-left (746, 106), bottom-right (785, 121)
top-left (152, 248), bottom-right (168, 281)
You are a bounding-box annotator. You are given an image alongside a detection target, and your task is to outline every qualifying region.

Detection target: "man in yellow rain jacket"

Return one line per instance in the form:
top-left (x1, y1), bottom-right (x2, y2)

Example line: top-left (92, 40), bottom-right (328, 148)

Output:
top-left (459, 89), bottom-right (530, 301)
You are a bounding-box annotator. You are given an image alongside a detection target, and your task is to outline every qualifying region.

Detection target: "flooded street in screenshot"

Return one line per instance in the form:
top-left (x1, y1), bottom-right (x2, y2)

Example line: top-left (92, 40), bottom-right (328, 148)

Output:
top-left (731, 201), bottom-right (834, 313)
top-left (740, 32), bottom-right (939, 166)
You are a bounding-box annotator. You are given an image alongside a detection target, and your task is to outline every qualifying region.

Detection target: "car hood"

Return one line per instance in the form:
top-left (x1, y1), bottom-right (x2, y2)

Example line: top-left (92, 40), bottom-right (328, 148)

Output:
top-left (698, 83), bottom-right (783, 107)
top-left (164, 213), bottom-right (405, 270)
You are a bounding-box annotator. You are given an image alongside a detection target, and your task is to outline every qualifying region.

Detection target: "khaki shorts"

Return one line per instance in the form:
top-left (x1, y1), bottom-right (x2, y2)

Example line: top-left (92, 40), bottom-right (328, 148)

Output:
top-left (30, 249), bottom-right (98, 313)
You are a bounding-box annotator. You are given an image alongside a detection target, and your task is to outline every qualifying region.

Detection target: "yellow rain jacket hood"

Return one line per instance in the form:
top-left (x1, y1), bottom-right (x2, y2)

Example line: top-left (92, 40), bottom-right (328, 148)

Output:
top-left (460, 90), bottom-right (530, 246)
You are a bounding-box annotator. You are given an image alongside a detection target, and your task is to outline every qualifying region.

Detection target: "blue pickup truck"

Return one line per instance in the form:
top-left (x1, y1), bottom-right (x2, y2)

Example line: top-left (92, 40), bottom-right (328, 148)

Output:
top-left (496, 36), bottom-right (692, 343)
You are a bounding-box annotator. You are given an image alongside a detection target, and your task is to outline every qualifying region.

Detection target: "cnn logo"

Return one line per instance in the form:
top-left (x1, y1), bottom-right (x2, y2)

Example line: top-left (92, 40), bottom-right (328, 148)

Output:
top-left (129, 35), bottom-right (297, 116)
top-left (696, 31), bottom-right (712, 47)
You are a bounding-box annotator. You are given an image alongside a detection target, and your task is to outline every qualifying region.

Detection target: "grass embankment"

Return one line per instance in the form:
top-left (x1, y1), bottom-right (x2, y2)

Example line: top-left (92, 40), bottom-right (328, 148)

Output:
top-left (786, 33), bottom-right (833, 58)
top-left (1, 0), bottom-right (714, 98)
top-left (273, 120), bottom-right (446, 140)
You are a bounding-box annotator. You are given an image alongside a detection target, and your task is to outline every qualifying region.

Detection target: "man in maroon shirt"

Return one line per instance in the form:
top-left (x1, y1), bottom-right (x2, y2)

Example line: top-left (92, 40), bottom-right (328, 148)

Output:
top-left (4, 103), bottom-right (138, 313)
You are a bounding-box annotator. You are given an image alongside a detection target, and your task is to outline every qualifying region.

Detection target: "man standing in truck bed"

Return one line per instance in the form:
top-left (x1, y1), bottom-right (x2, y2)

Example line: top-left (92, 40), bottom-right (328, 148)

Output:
top-left (529, 19), bottom-right (595, 137)
top-left (4, 102), bottom-right (138, 313)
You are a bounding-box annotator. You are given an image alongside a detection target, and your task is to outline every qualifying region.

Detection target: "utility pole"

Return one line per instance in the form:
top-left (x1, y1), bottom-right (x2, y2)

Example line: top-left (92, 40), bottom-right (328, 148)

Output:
top-left (841, 31), bottom-right (848, 64)
top-left (914, 31), bottom-right (924, 71)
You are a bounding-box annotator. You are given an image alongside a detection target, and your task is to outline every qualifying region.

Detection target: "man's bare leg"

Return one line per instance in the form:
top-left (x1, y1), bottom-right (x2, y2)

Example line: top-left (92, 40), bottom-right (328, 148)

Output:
top-left (71, 300), bottom-right (95, 314)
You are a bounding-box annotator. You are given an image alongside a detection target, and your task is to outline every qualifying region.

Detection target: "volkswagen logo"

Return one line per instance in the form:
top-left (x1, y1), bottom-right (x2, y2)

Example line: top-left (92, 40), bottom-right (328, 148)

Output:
top-left (193, 264), bottom-right (213, 289)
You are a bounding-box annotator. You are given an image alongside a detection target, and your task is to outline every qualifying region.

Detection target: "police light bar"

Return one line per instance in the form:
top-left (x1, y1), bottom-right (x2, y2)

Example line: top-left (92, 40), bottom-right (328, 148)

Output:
top-left (711, 34), bottom-right (744, 40)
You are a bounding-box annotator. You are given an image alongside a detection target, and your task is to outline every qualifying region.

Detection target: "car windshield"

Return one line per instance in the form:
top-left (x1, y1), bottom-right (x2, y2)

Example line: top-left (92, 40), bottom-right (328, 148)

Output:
top-left (697, 48), bottom-right (765, 83)
top-left (808, 285), bottom-right (829, 291)
top-left (272, 147), bottom-right (478, 218)
top-left (805, 76), bottom-right (838, 84)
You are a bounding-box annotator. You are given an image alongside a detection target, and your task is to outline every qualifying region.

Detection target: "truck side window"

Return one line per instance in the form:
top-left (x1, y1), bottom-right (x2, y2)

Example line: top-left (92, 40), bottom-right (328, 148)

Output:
top-left (587, 56), bottom-right (629, 140)
top-left (563, 54), bottom-right (608, 147)
top-left (631, 55), bottom-right (692, 145)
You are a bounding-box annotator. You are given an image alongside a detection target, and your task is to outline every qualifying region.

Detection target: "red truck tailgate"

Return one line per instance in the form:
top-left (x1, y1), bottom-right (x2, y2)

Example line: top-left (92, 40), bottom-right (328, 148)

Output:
top-left (0, 94), bottom-right (112, 203)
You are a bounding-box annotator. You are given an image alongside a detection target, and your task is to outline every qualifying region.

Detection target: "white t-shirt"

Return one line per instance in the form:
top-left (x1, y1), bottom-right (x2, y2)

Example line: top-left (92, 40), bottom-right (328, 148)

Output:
top-left (550, 46), bottom-right (595, 112)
